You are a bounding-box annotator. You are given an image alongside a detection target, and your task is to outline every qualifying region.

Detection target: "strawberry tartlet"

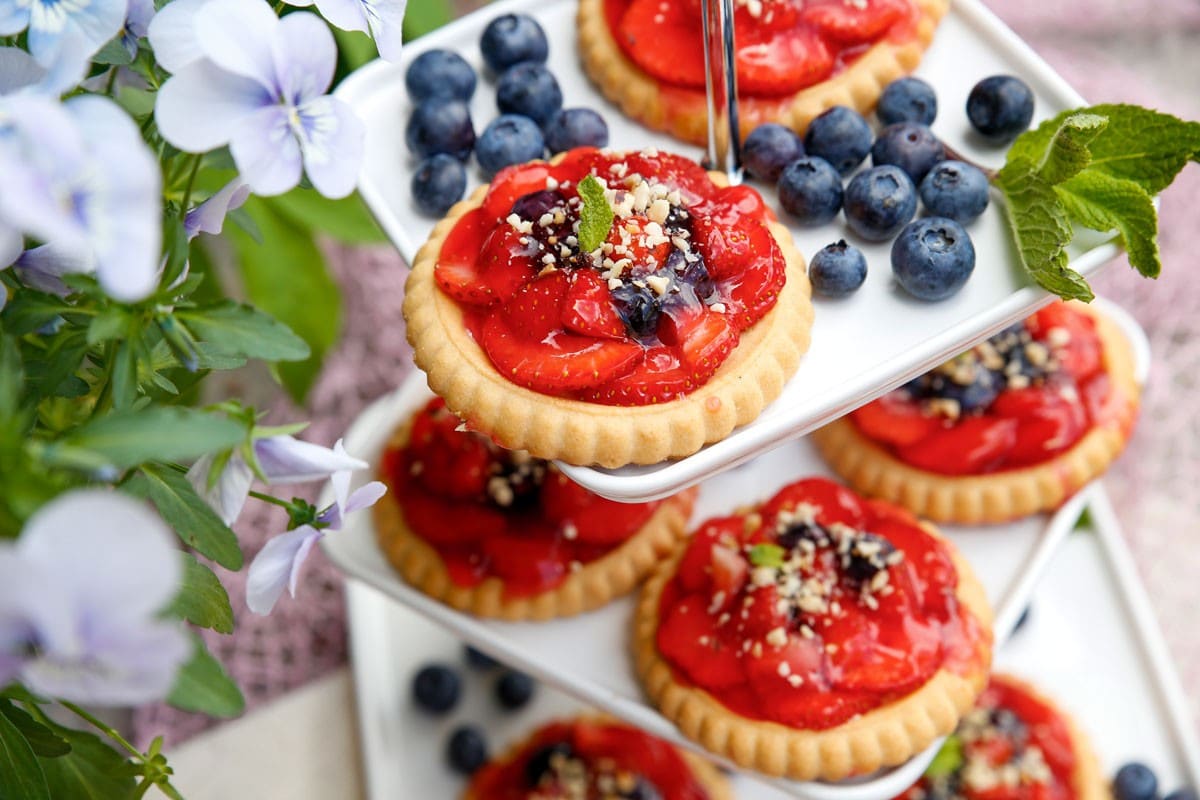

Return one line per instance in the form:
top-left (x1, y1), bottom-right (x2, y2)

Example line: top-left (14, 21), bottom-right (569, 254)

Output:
top-left (404, 147), bottom-right (811, 467)
top-left (634, 477), bottom-right (993, 781)
top-left (812, 302), bottom-right (1140, 523)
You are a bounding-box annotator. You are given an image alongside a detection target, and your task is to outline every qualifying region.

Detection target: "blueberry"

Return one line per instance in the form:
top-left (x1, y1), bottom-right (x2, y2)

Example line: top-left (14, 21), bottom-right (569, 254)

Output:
top-left (843, 165), bottom-right (917, 242)
top-left (891, 217), bottom-right (975, 301)
top-left (921, 365), bottom-right (1000, 411)
top-left (406, 100), bottom-right (475, 161)
top-left (1165, 788), bottom-right (1198, 800)
top-left (876, 77), bottom-right (938, 126)
top-left (405, 49), bottom-right (476, 102)
top-left (623, 779), bottom-right (664, 799)
top-left (804, 106), bottom-right (873, 175)
top-left (543, 107), bottom-right (609, 153)
top-left (447, 725), bottom-right (489, 775)
top-left (920, 160), bottom-right (990, 224)
top-left (778, 156), bottom-right (843, 225)
top-left (842, 533), bottom-right (897, 585)
top-left (496, 62), bottom-right (563, 126)
top-left (1113, 763), bottom-right (1159, 800)
top-left (411, 663), bottom-right (460, 713)
top-left (742, 123), bottom-right (805, 183)
top-left (871, 122), bottom-right (945, 183)
top-left (510, 189), bottom-right (566, 222)
top-left (480, 13), bottom-right (548, 73)
top-left (464, 645), bottom-right (500, 670)
top-left (524, 742), bottom-right (573, 786)
top-left (411, 154), bottom-right (467, 217)
top-left (495, 670), bottom-right (536, 710)
top-left (611, 283), bottom-right (662, 337)
top-left (672, 251), bottom-right (714, 300)
top-left (967, 75), bottom-right (1035, 143)
top-left (809, 240), bottom-right (868, 298)
top-left (475, 114), bottom-right (545, 176)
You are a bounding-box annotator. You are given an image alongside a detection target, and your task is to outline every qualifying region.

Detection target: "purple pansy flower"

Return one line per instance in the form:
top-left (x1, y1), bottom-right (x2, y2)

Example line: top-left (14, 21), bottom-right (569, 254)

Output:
top-left (0, 0), bottom-right (127, 68)
top-left (153, 0), bottom-right (365, 198)
top-left (0, 490), bottom-right (191, 705)
top-left (283, 0), bottom-right (406, 62)
top-left (185, 178), bottom-right (250, 240)
top-left (120, 0), bottom-right (154, 57)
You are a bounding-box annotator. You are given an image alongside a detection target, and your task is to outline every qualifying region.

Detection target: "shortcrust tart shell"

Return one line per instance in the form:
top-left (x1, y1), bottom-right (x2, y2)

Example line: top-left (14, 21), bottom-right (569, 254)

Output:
top-left (374, 415), bottom-right (697, 621)
top-left (633, 524), bottom-right (993, 782)
top-left (811, 302), bottom-right (1140, 524)
top-left (404, 161), bottom-right (813, 468)
top-left (577, 0), bottom-right (950, 145)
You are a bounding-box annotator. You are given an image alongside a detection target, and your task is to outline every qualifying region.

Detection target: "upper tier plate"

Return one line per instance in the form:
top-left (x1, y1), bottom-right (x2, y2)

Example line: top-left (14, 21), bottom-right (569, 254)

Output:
top-left (336, 0), bottom-right (1121, 502)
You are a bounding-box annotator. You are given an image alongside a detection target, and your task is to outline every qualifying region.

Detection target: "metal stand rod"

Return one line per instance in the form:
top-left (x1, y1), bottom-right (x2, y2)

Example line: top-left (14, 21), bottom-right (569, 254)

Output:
top-left (701, 0), bottom-right (742, 183)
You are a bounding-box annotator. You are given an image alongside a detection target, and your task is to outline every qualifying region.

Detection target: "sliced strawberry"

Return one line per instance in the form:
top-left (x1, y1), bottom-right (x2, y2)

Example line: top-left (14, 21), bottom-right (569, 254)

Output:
top-left (481, 315), bottom-right (644, 395)
top-left (499, 269), bottom-right (570, 339)
top-left (607, 215), bottom-right (672, 270)
top-left (850, 392), bottom-right (944, 447)
top-left (871, 519), bottom-right (957, 609)
top-left (581, 346), bottom-right (689, 405)
top-left (398, 490), bottom-right (508, 546)
top-left (482, 533), bottom-right (567, 591)
top-left (435, 209), bottom-right (508, 307)
top-left (482, 162), bottom-right (553, 221)
top-left (539, 469), bottom-right (658, 544)
top-left (656, 593), bottom-right (746, 688)
top-left (1028, 302), bottom-right (1102, 379)
top-left (760, 477), bottom-right (867, 530)
top-left (799, 0), bottom-right (905, 44)
top-left (658, 303), bottom-right (740, 375)
top-left (745, 640), bottom-right (880, 729)
top-left (475, 223), bottom-right (540, 303)
top-left (405, 400), bottom-right (495, 500)
top-left (710, 544), bottom-right (749, 600)
top-left (734, 0), bottom-right (801, 32)
top-left (897, 417), bottom-right (1019, 476)
top-left (690, 211), bottom-right (785, 330)
top-left (620, 150), bottom-right (715, 200)
top-left (738, 585), bottom-right (786, 637)
top-left (824, 599), bottom-right (941, 692)
top-left (616, 0), bottom-right (708, 89)
top-left (1082, 372), bottom-right (1133, 432)
top-left (676, 516), bottom-right (744, 592)
top-left (562, 269), bottom-right (627, 339)
top-left (736, 24), bottom-right (835, 95)
top-left (991, 386), bottom-right (1088, 467)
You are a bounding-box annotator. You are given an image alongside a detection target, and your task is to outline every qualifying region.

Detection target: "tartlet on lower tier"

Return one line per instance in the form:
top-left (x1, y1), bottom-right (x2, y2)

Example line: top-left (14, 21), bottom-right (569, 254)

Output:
top-left (634, 477), bottom-right (993, 781)
top-left (403, 147), bottom-right (812, 468)
top-left (578, 0), bottom-right (949, 145)
top-left (812, 301), bottom-right (1140, 524)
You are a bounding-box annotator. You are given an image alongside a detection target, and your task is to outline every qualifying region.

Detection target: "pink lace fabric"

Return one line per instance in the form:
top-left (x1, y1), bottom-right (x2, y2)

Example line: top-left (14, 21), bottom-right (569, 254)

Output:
top-left (133, 0), bottom-right (1200, 745)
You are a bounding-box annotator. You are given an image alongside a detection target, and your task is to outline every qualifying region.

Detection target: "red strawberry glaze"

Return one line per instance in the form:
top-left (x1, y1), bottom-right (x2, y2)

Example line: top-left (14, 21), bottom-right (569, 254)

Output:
top-left (434, 147), bottom-right (786, 406)
top-left (468, 719), bottom-right (715, 799)
top-left (382, 398), bottom-right (664, 598)
top-left (656, 478), bottom-right (988, 731)
top-left (849, 303), bottom-right (1136, 476)
top-left (895, 676), bottom-right (1079, 800)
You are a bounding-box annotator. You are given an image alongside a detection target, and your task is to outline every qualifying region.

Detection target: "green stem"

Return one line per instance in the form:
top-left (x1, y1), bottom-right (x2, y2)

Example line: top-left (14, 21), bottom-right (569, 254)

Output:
top-left (59, 701), bottom-right (143, 759)
top-left (180, 155), bottom-right (204, 212)
top-left (249, 489), bottom-right (298, 510)
top-left (90, 342), bottom-right (116, 419)
top-left (104, 67), bottom-right (118, 96)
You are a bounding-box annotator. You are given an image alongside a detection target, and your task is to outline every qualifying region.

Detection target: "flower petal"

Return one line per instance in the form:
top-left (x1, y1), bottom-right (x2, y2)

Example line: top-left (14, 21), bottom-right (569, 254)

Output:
top-left (229, 105), bottom-right (303, 196)
top-left (147, 0), bottom-right (212, 73)
top-left (0, 47), bottom-right (47, 95)
top-left (343, 480), bottom-right (387, 516)
top-left (126, 0), bottom-right (155, 39)
top-left (187, 452), bottom-right (254, 525)
top-left (195, 0), bottom-right (280, 89)
top-left (13, 241), bottom-right (85, 295)
top-left (296, 95), bottom-right (365, 199)
top-left (184, 177), bottom-right (250, 239)
top-left (272, 10), bottom-right (337, 102)
top-left (0, 225), bottom-right (19, 269)
top-left (246, 526), bottom-right (324, 615)
top-left (27, 0), bottom-right (125, 67)
top-left (0, 548), bottom-right (75, 670)
top-left (312, 0), bottom-right (369, 35)
top-left (155, 58), bottom-right (271, 153)
top-left (0, 4), bottom-right (30, 36)
top-left (255, 435), bottom-right (367, 485)
top-left (365, 0), bottom-right (407, 62)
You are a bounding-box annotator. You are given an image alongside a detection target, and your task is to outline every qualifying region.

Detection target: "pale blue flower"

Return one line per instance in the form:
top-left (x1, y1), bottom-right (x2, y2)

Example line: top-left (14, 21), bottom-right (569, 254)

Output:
top-left (0, 226), bottom-right (19, 269)
top-left (144, 0), bottom-right (207, 73)
top-left (284, 0), bottom-right (406, 61)
top-left (120, 0), bottom-right (153, 58)
top-left (0, 490), bottom-right (191, 705)
top-left (184, 178), bottom-right (249, 239)
top-left (154, 0), bottom-right (365, 198)
top-left (0, 0), bottom-right (127, 68)
top-left (0, 45), bottom-right (87, 96)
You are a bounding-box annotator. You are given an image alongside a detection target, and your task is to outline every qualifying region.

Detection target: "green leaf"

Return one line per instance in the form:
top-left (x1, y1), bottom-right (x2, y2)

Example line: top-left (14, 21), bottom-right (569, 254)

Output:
top-left (115, 86), bottom-right (156, 119)
top-left (226, 197), bottom-right (340, 402)
top-left (110, 341), bottom-right (140, 410)
top-left (166, 552), bottom-right (235, 633)
top-left (0, 702), bottom-right (70, 758)
top-left (175, 301), bottom-right (310, 363)
top-left (402, 0), bottom-right (454, 40)
top-left (924, 735), bottom-right (963, 778)
top-left (0, 335), bottom-right (23, 418)
top-left (86, 308), bottom-right (130, 345)
top-left (167, 636), bottom-right (246, 718)
top-left (92, 38), bottom-right (133, 66)
top-left (264, 190), bottom-right (387, 244)
top-left (0, 290), bottom-right (70, 335)
top-left (37, 723), bottom-right (138, 800)
top-left (126, 463), bottom-right (244, 570)
top-left (577, 175), bottom-right (615, 253)
top-left (333, 27), bottom-right (378, 73)
top-left (1057, 171), bottom-right (1160, 278)
top-left (0, 709), bottom-right (49, 800)
top-left (1034, 112), bottom-right (1107, 185)
top-left (23, 330), bottom-right (90, 400)
top-left (160, 215), bottom-right (190, 292)
top-left (51, 407), bottom-right (245, 470)
top-left (748, 543), bottom-right (785, 568)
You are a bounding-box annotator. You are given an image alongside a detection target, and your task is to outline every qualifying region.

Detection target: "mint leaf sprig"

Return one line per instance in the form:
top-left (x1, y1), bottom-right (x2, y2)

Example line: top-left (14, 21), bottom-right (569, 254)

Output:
top-left (992, 104), bottom-right (1200, 301)
top-left (577, 174), bottom-right (615, 253)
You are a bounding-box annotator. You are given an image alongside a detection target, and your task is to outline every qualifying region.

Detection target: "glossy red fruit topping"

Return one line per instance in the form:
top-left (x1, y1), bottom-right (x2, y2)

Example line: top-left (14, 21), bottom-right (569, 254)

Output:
top-left (615, 0), bottom-right (708, 89)
top-left (691, 203), bottom-right (785, 329)
top-left (897, 416), bottom-right (1019, 475)
top-left (736, 25), bottom-right (834, 96)
top-left (561, 269), bottom-right (627, 339)
top-left (799, 0), bottom-right (906, 44)
top-left (658, 593), bottom-right (747, 688)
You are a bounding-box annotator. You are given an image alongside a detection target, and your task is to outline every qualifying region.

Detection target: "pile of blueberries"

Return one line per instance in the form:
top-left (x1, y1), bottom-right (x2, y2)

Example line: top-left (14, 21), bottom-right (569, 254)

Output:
top-left (742, 74), bottom-right (1035, 302)
top-left (411, 645), bottom-right (538, 776)
top-left (1113, 762), bottom-right (1196, 800)
top-left (406, 14), bottom-right (610, 217)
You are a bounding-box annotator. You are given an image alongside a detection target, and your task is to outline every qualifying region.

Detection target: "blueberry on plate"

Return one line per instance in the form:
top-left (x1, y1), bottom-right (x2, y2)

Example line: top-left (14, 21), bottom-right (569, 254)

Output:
top-left (809, 240), bottom-right (867, 298)
top-left (742, 123), bottom-right (805, 183)
top-left (1165, 787), bottom-right (1198, 800)
top-left (480, 13), bottom-right (549, 73)
top-left (412, 663), bottom-right (461, 713)
top-left (967, 75), bottom-right (1035, 143)
top-left (405, 49), bottom-right (477, 102)
top-left (871, 122), bottom-right (945, 184)
top-left (543, 107), bottom-right (609, 153)
top-left (876, 77), bottom-right (937, 126)
top-left (495, 670), bottom-right (536, 710)
top-left (1114, 763), bottom-right (1159, 800)
top-left (464, 645), bottom-right (500, 670)
top-left (777, 156), bottom-right (843, 226)
top-left (920, 160), bottom-right (990, 224)
top-left (447, 725), bottom-right (489, 775)
top-left (804, 106), bottom-right (873, 175)
top-left (891, 216), bottom-right (975, 301)
top-left (929, 365), bottom-right (1000, 411)
top-left (411, 154), bottom-right (467, 217)
top-left (496, 62), bottom-right (563, 126)
top-left (406, 100), bottom-right (475, 161)
top-left (843, 165), bottom-right (917, 242)
top-left (476, 114), bottom-right (545, 176)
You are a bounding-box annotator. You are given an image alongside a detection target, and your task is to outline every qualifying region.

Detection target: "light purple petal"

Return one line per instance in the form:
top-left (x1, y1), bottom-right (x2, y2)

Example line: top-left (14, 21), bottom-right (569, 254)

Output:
top-left (13, 242), bottom-right (84, 295)
top-left (184, 178), bottom-right (250, 239)
top-left (313, 0), bottom-right (369, 35)
top-left (0, 4), bottom-right (30, 36)
top-left (195, 0), bottom-right (280, 89)
top-left (155, 58), bottom-right (271, 152)
top-left (0, 47), bottom-right (47, 94)
top-left (0, 549), bottom-right (74, 673)
top-left (147, 0), bottom-right (211, 73)
top-left (365, 0), bottom-right (407, 62)
top-left (343, 480), bottom-right (387, 516)
top-left (27, 0), bottom-right (126, 67)
top-left (272, 10), bottom-right (336, 102)
top-left (0, 225), bottom-right (19, 269)
top-left (126, 0), bottom-right (155, 39)
top-left (296, 95), bottom-right (365, 199)
top-left (246, 525), bottom-right (324, 615)
top-left (187, 453), bottom-right (253, 525)
top-left (329, 439), bottom-right (353, 511)
top-left (229, 105), bottom-right (303, 196)
top-left (255, 434), bottom-right (367, 485)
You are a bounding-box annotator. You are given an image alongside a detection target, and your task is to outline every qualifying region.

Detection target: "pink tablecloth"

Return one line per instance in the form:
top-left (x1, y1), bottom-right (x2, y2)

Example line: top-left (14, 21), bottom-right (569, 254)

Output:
top-left (133, 0), bottom-right (1200, 746)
